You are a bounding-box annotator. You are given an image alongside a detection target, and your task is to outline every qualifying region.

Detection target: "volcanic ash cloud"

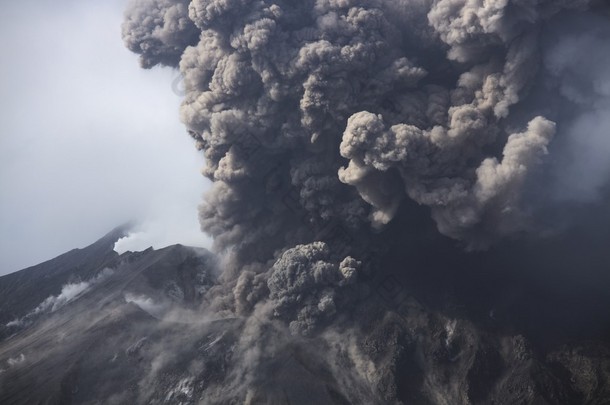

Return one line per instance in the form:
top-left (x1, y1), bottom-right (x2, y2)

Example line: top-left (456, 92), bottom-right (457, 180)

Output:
top-left (122, 1), bottom-right (610, 403)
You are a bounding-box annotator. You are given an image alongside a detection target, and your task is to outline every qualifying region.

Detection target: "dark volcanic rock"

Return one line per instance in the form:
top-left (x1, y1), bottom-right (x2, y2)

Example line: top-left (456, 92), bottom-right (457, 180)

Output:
top-left (0, 228), bottom-right (222, 405)
top-left (0, 225), bottom-right (126, 329)
top-left (0, 228), bottom-right (609, 404)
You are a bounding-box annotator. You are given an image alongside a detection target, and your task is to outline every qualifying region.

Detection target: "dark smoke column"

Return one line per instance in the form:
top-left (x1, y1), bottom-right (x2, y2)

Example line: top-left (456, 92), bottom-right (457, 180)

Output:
top-left (122, 0), bottom-right (610, 403)
top-left (123, 0), bottom-right (600, 264)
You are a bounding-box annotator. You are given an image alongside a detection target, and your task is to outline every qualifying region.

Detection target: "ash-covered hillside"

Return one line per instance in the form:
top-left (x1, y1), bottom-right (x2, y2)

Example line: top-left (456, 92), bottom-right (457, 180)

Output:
top-left (0, 227), bottom-right (609, 404)
top-left (0, 227), bottom-right (223, 405)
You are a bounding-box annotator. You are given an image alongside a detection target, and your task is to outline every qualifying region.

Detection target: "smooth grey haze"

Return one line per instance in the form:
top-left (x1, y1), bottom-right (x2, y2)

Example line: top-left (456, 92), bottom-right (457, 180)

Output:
top-left (0, 0), bottom-right (211, 275)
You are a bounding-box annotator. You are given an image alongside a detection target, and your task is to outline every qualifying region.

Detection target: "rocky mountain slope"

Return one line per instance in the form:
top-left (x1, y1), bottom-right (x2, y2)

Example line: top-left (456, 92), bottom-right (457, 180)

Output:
top-left (0, 228), bottom-right (609, 404)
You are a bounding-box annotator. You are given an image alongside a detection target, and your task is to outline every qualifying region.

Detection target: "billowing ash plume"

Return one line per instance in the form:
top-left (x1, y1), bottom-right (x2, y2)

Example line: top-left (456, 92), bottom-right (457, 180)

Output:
top-left (123, 0), bottom-right (609, 254)
top-left (123, 0), bottom-right (199, 68)
top-left (123, 0), bottom-right (610, 403)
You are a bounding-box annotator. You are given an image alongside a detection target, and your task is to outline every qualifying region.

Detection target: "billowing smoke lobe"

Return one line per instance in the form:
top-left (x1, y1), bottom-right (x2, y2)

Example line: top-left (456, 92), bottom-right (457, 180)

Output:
top-left (123, 0), bottom-right (610, 403)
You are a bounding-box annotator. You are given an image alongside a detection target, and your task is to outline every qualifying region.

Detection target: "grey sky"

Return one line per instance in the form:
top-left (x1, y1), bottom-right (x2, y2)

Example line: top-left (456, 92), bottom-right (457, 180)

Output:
top-left (0, 0), bottom-right (211, 275)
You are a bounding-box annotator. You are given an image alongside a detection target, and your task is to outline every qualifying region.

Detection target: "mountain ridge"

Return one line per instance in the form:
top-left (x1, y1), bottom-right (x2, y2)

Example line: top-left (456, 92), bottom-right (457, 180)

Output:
top-left (1, 228), bottom-right (609, 404)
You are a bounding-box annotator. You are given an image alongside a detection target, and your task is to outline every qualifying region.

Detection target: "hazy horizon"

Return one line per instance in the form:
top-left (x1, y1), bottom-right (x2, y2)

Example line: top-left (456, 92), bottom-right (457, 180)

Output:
top-left (0, 0), bottom-right (211, 275)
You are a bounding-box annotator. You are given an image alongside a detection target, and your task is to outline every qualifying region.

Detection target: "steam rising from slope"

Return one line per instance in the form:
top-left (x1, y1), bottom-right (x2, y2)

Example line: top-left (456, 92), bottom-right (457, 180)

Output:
top-left (6, 268), bottom-right (114, 328)
top-left (122, 0), bottom-right (610, 402)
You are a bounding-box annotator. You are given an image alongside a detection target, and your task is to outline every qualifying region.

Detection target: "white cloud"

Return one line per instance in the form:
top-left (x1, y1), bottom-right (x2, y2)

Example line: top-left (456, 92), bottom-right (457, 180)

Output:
top-left (114, 202), bottom-right (212, 254)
